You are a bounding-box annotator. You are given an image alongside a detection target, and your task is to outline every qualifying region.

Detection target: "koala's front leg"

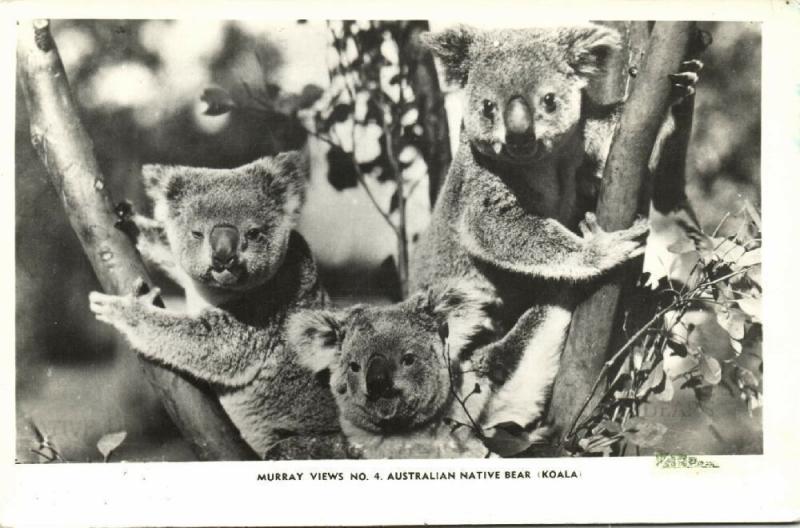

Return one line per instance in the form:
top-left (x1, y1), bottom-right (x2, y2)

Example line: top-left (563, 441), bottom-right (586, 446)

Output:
top-left (89, 282), bottom-right (263, 387)
top-left (460, 196), bottom-right (648, 281)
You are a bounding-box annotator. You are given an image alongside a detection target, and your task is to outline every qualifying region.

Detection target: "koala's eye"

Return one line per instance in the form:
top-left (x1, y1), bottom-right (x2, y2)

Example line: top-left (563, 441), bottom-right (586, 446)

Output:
top-left (348, 362), bottom-right (361, 373)
top-left (191, 230), bottom-right (203, 240)
top-left (543, 93), bottom-right (557, 112)
top-left (401, 353), bottom-right (416, 367)
top-left (482, 100), bottom-right (496, 119)
top-left (245, 228), bottom-right (264, 241)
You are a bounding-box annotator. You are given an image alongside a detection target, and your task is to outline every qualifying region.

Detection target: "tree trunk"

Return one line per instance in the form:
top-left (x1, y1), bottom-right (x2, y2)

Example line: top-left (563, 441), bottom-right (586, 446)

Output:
top-left (17, 19), bottom-right (256, 461)
top-left (549, 22), bottom-right (699, 451)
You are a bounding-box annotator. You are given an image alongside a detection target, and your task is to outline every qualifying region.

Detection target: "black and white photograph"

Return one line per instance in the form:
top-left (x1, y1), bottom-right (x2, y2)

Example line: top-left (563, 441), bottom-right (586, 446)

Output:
top-left (2, 1), bottom-right (798, 525)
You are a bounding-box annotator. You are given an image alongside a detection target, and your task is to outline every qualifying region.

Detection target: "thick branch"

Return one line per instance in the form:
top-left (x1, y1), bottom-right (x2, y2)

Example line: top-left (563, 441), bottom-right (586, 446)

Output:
top-left (549, 22), bottom-right (698, 450)
top-left (17, 19), bottom-right (255, 461)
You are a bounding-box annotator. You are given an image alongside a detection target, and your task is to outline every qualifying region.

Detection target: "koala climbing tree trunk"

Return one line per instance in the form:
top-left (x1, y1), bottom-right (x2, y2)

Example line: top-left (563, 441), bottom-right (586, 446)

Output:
top-left (17, 19), bottom-right (256, 461)
top-left (549, 21), bottom-right (701, 453)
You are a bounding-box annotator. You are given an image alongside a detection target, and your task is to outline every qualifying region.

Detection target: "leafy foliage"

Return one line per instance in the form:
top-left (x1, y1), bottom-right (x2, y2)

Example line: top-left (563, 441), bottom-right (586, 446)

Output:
top-left (310, 21), bottom-right (437, 295)
top-left (569, 204), bottom-right (763, 456)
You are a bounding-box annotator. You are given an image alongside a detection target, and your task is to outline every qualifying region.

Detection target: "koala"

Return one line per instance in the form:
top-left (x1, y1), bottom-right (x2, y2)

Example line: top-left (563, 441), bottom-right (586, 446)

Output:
top-left (88, 152), bottom-right (342, 458)
top-left (287, 281), bottom-right (521, 459)
top-left (410, 25), bottom-right (701, 430)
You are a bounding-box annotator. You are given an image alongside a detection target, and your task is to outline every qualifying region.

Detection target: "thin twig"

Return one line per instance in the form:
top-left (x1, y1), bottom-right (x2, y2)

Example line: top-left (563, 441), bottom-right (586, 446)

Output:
top-left (711, 211), bottom-right (731, 237)
top-left (348, 22), bottom-right (411, 293)
top-left (564, 300), bottom-right (682, 440)
top-left (699, 266), bottom-right (754, 289)
top-left (441, 341), bottom-right (484, 440)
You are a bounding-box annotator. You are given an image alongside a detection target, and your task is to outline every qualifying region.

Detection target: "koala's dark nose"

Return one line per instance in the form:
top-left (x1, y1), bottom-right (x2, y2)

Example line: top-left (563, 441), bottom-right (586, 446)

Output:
top-left (365, 354), bottom-right (395, 400)
top-left (504, 96), bottom-right (535, 147)
top-left (210, 225), bottom-right (239, 270)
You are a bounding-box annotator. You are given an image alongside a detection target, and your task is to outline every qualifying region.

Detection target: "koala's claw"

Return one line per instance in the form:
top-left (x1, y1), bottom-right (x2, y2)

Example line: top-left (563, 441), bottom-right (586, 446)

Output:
top-left (669, 72), bottom-right (699, 86)
top-left (580, 212), bottom-right (648, 241)
top-left (89, 291), bottom-right (130, 327)
top-left (669, 60), bottom-right (703, 103)
top-left (628, 216), bottom-right (650, 239)
top-left (579, 211), bottom-right (604, 239)
top-left (680, 59), bottom-right (703, 73)
top-left (89, 282), bottom-right (161, 327)
top-left (581, 213), bottom-right (649, 271)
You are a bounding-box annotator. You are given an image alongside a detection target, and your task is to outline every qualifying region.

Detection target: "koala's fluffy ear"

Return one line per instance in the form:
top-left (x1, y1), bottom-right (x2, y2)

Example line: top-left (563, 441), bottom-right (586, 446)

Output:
top-left (418, 280), bottom-right (499, 357)
top-left (287, 309), bottom-right (344, 374)
top-left (563, 25), bottom-right (622, 78)
top-left (141, 164), bottom-right (188, 217)
top-left (420, 25), bottom-right (476, 85)
top-left (252, 150), bottom-right (308, 220)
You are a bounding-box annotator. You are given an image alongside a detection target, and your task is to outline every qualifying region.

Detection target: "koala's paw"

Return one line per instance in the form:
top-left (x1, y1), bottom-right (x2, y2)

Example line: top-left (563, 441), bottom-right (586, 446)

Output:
top-left (668, 59), bottom-right (703, 104)
top-left (581, 212), bottom-right (649, 272)
top-left (89, 279), bottom-right (161, 330)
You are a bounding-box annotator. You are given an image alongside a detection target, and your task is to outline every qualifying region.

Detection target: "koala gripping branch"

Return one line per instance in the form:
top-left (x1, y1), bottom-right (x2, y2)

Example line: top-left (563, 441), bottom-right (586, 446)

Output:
top-left (549, 22), bottom-right (698, 451)
top-left (17, 20), bottom-right (256, 461)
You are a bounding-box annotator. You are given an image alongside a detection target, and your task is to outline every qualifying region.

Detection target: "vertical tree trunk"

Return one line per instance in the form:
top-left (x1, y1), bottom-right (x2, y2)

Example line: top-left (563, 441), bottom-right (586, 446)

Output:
top-left (17, 19), bottom-right (255, 461)
top-left (549, 22), bottom-right (698, 451)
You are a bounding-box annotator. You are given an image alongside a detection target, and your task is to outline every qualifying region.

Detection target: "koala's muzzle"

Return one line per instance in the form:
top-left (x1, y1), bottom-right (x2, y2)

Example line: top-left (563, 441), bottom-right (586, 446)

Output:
top-left (365, 354), bottom-right (396, 400)
top-left (210, 224), bottom-right (239, 271)
top-left (503, 96), bottom-right (536, 155)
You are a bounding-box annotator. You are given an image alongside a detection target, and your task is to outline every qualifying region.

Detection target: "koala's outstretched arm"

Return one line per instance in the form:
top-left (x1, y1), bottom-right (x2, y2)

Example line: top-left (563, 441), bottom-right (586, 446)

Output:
top-left (459, 196), bottom-right (647, 281)
top-left (89, 286), bottom-right (264, 387)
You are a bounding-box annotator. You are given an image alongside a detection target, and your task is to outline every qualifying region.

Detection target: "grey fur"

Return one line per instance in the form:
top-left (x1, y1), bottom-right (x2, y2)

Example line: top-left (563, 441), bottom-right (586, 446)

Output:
top-left (89, 152), bottom-right (340, 458)
top-left (287, 280), bottom-right (513, 458)
top-left (411, 25), bottom-right (649, 429)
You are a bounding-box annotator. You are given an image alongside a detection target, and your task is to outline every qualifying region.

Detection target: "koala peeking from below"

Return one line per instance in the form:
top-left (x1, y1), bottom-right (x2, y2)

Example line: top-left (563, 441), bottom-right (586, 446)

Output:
top-left (288, 280), bottom-right (538, 459)
top-left (410, 24), bottom-right (701, 430)
top-left (89, 152), bottom-right (343, 458)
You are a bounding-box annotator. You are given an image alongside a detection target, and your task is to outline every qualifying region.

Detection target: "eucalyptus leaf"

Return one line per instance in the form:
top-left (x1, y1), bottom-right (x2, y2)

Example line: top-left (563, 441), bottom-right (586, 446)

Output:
top-left (97, 431), bottom-right (127, 462)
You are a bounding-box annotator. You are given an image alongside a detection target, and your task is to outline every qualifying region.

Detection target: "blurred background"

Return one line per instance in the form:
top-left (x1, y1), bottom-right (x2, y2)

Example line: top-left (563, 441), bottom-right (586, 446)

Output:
top-left (15, 20), bottom-right (761, 462)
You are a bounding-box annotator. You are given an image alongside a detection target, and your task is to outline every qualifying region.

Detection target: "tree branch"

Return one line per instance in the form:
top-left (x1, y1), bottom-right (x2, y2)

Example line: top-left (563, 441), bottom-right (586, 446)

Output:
top-left (549, 22), bottom-right (699, 452)
top-left (17, 19), bottom-right (256, 461)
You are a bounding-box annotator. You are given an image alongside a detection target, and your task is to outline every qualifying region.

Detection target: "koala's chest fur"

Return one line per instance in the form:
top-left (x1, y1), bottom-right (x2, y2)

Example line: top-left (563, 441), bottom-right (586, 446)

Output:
top-left (342, 420), bottom-right (486, 459)
top-left (340, 390), bottom-right (487, 459)
top-left (491, 134), bottom-right (586, 229)
top-left (182, 234), bottom-right (340, 455)
top-left (338, 357), bottom-right (498, 459)
top-left (412, 134), bottom-right (589, 317)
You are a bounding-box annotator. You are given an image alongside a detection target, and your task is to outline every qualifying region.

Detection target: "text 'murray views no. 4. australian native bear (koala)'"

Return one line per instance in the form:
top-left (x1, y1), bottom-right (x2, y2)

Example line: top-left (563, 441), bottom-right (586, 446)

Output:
top-left (89, 152), bottom-right (342, 458)
top-left (410, 24), bottom-right (701, 431)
